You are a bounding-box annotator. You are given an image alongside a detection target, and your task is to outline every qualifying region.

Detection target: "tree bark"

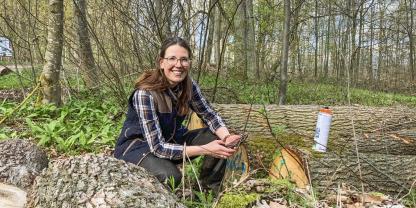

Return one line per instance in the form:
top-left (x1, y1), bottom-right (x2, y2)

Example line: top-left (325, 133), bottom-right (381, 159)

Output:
top-left (334, 129), bottom-right (416, 155)
top-left (308, 152), bottom-right (416, 196)
top-left (27, 155), bottom-right (185, 208)
top-left (73, 0), bottom-right (97, 88)
top-left (214, 3), bottom-right (222, 68)
top-left (313, 0), bottom-right (319, 78)
top-left (278, 0), bottom-right (290, 105)
top-left (203, 0), bottom-right (216, 71)
top-left (40, 0), bottom-right (64, 105)
top-left (407, 0), bottom-right (415, 81)
top-left (0, 139), bottom-right (48, 190)
top-left (234, 0), bottom-right (247, 79)
top-left (246, 0), bottom-right (257, 80)
top-left (211, 104), bottom-right (416, 139)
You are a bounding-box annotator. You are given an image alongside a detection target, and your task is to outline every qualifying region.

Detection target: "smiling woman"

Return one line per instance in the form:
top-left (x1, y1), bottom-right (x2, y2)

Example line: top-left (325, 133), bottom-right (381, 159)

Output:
top-left (113, 37), bottom-right (241, 191)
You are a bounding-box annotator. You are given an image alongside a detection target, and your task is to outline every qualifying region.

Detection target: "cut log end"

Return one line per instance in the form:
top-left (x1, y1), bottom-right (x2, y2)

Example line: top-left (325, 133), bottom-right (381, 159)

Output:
top-left (0, 183), bottom-right (27, 208)
top-left (269, 146), bottom-right (309, 188)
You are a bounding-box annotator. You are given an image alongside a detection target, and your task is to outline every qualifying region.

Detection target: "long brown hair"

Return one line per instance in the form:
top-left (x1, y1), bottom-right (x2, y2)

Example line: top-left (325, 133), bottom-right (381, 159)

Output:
top-left (135, 37), bottom-right (193, 116)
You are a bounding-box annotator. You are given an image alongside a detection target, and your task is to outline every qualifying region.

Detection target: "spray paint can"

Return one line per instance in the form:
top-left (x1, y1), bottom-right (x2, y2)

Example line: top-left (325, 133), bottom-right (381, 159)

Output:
top-left (313, 107), bottom-right (333, 152)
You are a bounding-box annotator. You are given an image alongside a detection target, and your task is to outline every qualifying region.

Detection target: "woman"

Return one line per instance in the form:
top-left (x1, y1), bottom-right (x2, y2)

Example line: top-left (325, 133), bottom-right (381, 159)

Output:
top-left (114, 37), bottom-right (241, 189)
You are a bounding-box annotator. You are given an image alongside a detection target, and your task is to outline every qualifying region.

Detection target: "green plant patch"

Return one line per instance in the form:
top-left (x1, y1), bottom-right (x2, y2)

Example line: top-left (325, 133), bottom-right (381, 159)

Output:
top-left (217, 192), bottom-right (259, 208)
top-left (0, 67), bottom-right (39, 89)
top-left (1, 97), bottom-right (123, 154)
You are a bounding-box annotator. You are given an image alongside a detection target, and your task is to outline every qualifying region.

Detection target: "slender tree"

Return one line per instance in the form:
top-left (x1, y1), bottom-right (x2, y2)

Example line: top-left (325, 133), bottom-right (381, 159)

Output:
top-left (406, 0), bottom-right (415, 81)
top-left (278, 0), bottom-right (290, 105)
top-left (74, 0), bottom-right (97, 88)
top-left (40, 0), bottom-right (64, 105)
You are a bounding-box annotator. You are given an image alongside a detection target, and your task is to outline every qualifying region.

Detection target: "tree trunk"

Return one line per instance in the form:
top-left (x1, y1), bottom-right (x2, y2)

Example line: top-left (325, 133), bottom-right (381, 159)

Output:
top-left (214, 3), bottom-right (222, 68)
top-left (154, 0), bottom-right (172, 41)
top-left (234, 0), bottom-right (247, 79)
top-left (407, 0), bottom-right (415, 81)
top-left (313, 0), bottom-right (319, 78)
top-left (308, 152), bottom-right (416, 196)
top-left (278, 0), bottom-right (290, 105)
top-left (323, 11), bottom-right (330, 79)
top-left (369, 4), bottom-right (374, 83)
top-left (203, 0), bottom-right (216, 71)
top-left (73, 0), bottom-right (97, 88)
top-left (246, 0), bottom-right (257, 80)
top-left (27, 155), bottom-right (185, 207)
top-left (212, 104), bottom-right (416, 139)
top-left (377, 0), bottom-right (385, 83)
top-left (40, 0), bottom-right (64, 105)
top-left (349, 0), bottom-right (357, 86)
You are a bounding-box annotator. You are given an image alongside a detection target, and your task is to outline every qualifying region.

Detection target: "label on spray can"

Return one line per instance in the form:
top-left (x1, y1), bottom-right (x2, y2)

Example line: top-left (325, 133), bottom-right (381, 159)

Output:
top-left (313, 107), bottom-right (332, 152)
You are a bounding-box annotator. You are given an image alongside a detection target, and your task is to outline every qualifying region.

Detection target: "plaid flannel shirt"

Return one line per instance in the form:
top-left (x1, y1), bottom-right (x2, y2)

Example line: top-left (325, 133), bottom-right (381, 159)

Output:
top-left (132, 79), bottom-right (225, 160)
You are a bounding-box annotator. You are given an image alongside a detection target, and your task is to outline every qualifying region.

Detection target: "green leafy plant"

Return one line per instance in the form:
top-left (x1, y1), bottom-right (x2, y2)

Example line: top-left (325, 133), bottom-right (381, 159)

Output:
top-left (183, 190), bottom-right (214, 208)
top-left (166, 175), bottom-right (178, 192)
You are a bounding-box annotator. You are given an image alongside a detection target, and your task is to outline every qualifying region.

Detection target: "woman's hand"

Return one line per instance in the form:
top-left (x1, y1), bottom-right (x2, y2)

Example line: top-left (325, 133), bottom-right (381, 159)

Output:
top-left (201, 140), bottom-right (236, 159)
top-left (223, 134), bottom-right (242, 149)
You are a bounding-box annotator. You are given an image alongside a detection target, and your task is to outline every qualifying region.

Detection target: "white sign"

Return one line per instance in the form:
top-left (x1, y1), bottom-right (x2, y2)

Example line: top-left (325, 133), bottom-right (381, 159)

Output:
top-left (0, 37), bottom-right (12, 57)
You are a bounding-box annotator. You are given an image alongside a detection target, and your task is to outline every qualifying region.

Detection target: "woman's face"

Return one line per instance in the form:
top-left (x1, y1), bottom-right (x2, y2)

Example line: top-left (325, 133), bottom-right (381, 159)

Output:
top-left (159, 44), bottom-right (190, 87)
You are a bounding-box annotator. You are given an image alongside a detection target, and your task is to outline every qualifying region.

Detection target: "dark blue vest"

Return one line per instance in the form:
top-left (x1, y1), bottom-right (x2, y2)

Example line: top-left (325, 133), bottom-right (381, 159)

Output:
top-left (114, 89), bottom-right (187, 164)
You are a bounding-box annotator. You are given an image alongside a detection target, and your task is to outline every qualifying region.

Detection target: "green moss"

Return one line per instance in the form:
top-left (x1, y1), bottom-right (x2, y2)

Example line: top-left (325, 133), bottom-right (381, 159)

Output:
top-left (217, 192), bottom-right (259, 208)
top-left (267, 179), bottom-right (311, 207)
top-left (402, 190), bottom-right (416, 207)
top-left (247, 134), bottom-right (311, 177)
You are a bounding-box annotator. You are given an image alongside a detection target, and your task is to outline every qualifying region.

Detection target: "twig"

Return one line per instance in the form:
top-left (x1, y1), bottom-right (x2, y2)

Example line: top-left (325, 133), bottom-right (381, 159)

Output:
top-left (185, 151), bottom-right (203, 194)
top-left (397, 180), bottom-right (416, 201)
top-left (305, 159), bottom-right (316, 206)
top-left (346, 58), bottom-right (365, 204)
top-left (182, 143), bottom-right (186, 201)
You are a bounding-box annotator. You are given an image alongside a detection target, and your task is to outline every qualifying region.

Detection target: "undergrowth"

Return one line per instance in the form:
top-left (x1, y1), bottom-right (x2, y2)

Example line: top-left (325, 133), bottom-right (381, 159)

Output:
top-left (0, 97), bottom-right (123, 154)
top-left (197, 73), bottom-right (416, 107)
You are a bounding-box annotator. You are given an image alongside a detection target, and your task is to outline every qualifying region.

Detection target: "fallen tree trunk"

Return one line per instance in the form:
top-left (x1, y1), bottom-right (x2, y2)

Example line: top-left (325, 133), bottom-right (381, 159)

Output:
top-left (212, 104), bottom-right (416, 138)
top-left (335, 129), bottom-right (416, 155)
top-left (308, 152), bottom-right (416, 196)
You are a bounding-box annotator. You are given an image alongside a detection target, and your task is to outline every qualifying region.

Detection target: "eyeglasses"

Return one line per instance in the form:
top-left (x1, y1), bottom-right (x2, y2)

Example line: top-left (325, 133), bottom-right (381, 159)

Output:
top-left (163, 56), bottom-right (191, 67)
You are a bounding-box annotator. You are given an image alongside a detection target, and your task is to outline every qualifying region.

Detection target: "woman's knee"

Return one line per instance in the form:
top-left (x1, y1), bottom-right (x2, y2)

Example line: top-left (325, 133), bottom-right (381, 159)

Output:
top-left (154, 166), bottom-right (182, 187)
